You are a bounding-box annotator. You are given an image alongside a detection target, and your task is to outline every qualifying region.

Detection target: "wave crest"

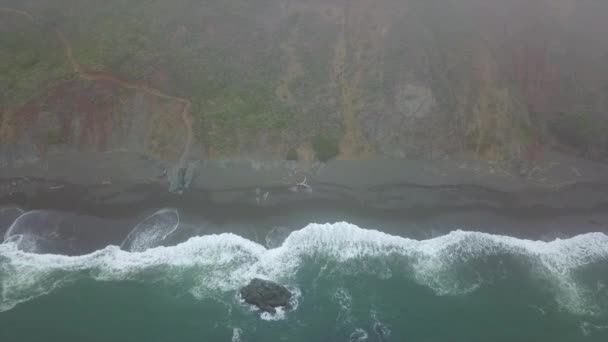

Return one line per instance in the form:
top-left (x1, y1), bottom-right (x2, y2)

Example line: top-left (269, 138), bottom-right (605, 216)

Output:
top-left (1, 222), bottom-right (607, 315)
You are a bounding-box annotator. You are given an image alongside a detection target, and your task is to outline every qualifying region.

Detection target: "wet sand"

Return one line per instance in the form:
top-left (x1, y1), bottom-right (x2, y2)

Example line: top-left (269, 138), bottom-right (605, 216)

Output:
top-left (2, 181), bottom-right (608, 256)
top-left (2, 154), bottom-right (608, 255)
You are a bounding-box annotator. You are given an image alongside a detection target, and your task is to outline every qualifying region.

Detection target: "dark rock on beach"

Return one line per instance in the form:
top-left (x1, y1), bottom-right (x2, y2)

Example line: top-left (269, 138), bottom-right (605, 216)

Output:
top-left (240, 278), bottom-right (292, 313)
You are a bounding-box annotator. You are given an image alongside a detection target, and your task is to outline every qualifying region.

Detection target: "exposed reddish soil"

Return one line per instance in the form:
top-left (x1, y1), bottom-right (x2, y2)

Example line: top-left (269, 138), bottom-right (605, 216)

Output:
top-left (0, 7), bottom-right (194, 163)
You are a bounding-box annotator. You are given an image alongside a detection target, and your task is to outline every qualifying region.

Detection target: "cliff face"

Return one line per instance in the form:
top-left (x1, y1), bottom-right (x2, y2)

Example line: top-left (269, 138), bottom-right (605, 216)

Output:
top-left (1, 0), bottom-right (607, 167)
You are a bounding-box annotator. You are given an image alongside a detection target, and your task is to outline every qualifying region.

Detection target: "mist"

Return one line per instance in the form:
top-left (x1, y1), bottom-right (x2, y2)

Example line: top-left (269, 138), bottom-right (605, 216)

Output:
top-left (2, 1), bottom-right (608, 341)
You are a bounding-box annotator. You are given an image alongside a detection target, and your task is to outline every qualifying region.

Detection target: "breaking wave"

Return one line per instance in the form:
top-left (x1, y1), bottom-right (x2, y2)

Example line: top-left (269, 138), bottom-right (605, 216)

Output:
top-left (1, 222), bottom-right (607, 316)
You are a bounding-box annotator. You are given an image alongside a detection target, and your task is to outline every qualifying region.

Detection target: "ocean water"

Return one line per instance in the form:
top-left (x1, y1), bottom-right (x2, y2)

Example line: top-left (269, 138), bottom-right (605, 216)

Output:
top-left (1, 210), bottom-right (608, 341)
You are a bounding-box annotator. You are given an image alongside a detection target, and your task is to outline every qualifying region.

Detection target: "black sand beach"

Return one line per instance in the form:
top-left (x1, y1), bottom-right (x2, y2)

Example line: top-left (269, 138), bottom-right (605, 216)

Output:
top-left (2, 156), bottom-right (608, 255)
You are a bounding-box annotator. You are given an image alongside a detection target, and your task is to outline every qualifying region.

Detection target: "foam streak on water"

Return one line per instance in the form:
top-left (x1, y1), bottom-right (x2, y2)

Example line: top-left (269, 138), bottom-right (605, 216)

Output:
top-left (3, 210), bottom-right (51, 253)
top-left (120, 208), bottom-right (180, 252)
top-left (1, 222), bottom-right (607, 315)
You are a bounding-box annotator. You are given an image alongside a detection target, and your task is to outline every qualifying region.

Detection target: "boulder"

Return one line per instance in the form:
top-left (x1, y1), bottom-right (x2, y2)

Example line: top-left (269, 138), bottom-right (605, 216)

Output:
top-left (240, 278), bottom-right (292, 313)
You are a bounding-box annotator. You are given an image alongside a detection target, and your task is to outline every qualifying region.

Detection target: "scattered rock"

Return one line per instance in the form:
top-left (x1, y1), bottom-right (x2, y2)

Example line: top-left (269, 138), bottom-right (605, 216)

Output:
top-left (240, 278), bottom-right (292, 313)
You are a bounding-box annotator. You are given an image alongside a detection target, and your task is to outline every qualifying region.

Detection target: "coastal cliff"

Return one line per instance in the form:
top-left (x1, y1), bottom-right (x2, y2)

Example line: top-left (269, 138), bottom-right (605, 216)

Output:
top-left (1, 0), bottom-right (607, 188)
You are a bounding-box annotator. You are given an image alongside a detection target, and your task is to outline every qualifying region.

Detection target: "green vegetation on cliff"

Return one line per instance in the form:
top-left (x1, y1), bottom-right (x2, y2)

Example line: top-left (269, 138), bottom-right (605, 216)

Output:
top-left (550, 113), bottom-right (607, 155)
top-left (312, 134), bottom-right (340, 163)
top-left (0, 23), bottom-right (71, 110)
top-left (3, 0), bottom-right (608, 161)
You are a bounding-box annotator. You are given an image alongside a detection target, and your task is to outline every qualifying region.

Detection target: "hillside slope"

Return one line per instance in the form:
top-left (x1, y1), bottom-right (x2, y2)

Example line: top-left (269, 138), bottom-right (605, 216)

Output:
top-left (1, 0), bottom-right (607, 169)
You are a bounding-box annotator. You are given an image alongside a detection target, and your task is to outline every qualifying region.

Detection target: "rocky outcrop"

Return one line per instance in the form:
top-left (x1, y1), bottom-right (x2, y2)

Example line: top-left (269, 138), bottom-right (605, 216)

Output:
top-left (240, 278), bottom-right (292, 313)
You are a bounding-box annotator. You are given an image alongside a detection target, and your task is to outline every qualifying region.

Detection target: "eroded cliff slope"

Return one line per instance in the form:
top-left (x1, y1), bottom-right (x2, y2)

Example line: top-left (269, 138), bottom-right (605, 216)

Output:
top-left (1, 0), bottom-right (607, 169)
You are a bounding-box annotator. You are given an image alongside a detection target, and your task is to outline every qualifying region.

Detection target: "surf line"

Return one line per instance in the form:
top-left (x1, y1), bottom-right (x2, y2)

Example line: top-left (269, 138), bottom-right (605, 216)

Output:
top-left (0, 7), bottom-right (195, 166)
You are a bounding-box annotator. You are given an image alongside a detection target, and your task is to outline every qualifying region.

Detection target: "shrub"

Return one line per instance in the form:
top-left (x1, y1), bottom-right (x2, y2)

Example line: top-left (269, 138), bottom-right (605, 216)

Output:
top-left (312, 134), bottom-right (339, 162)
top-left (549, 113), bottom-right (605, 153)
top-left (286, 147), bottom-right (299, 161)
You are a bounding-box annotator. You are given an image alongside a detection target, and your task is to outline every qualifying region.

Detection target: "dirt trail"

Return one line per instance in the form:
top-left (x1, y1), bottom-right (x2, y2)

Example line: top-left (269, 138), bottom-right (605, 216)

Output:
top-left (1, 7), bottom-right (194, 165)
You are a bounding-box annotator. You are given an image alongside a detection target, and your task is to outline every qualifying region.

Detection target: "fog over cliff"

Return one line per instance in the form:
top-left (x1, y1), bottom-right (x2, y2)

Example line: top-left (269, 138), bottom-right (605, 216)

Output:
top-left (1, 0), bottom-right (607, 167)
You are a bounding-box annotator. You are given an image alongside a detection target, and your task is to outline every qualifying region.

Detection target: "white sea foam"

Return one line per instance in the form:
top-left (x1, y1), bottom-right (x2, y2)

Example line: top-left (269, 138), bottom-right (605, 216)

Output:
top-left (580, 321), bottom-right (608, 337)
top-left (231, 327), bottom-right (243, 342)
top-left (348, 328), bottom-right (369, 342)
top-left (264, 226), bottom-right (290, 249)
top-left (333, 288), bottom-right (354, 324)
top-left (3, 210), bottom-right (60, 253)
top-left (4, 210), bottom-right (38, 242)
top-left (371, 310), bottom-right (391, 340)
top-left (120, 208), bottom-right (180, 252)
top-left (0, 222), bottom-right (607, 315)
top-left (259, 307), bottom-right (286, 321)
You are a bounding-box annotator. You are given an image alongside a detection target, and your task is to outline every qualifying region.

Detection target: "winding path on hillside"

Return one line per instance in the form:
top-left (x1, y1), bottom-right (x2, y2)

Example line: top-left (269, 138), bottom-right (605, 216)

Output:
top-left (0, 7), bottom-right (194, 165)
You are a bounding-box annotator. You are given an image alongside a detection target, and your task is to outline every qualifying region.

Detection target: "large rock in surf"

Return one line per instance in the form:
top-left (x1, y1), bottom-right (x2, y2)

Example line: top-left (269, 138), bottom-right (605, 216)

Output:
top-left (240, 278), bottom-right (292, 313)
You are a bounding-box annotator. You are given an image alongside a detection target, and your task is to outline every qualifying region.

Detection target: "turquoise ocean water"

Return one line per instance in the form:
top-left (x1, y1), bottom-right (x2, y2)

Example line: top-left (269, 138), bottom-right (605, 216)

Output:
top-left (1, 212), bottom-right (608, 341)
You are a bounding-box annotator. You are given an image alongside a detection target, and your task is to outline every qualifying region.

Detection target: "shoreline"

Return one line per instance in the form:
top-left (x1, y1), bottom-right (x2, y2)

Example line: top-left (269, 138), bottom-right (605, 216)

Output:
top-left (2, 154), bottom-right (608, 255)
